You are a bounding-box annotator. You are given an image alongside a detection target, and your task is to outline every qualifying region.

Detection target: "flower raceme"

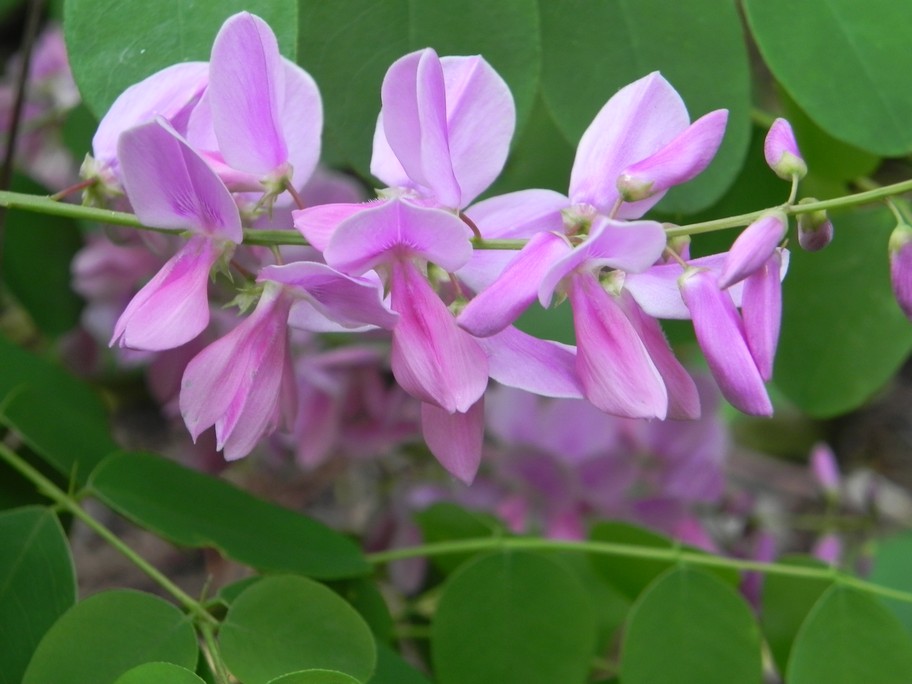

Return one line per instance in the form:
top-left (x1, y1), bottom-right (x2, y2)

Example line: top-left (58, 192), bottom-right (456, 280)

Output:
top-left (88, 11), bottom-right (794, 479)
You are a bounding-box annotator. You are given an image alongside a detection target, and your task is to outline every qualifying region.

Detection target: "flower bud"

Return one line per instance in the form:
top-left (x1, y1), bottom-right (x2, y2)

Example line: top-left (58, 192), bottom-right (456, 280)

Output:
top-left (764, 117), bottom-right (807, 180)
top-left (796, 198), bottom-right (834, 251)
top-left (809, 442), bottom-right (840, 498)
top-left (889, 222), bottom-right (912, 320)
top-left (718, 210), bottom-right (788, 289)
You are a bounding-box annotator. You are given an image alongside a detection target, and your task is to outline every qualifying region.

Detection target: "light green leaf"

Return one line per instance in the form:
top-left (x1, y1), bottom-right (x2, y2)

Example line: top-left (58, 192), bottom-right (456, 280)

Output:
top-left (775, 208), bottom-right (912, 416)
top-left (432, 551), bottom-right (597, 684)
top-left (267, 671), bottom-right (362, 684)
top-left (539, 0), bottom-right (751, 214)
top-left (65, 0), bottom-right (298, 118)
top-left (869, 532), bottom-right (912, 633)
top-left (113, 662), bottom-right (205, 684)
top-left (219, 575), bottom-right (376, 684)
top-left (744, 0), bottom-right (912, 155)
top-left (787, 586), bottom-right (912, 683)
top-left (0, 507), bottom-right (76, 684)
top-left (298, 0), bottom-right (540, 175)
top-left (90, 451), bottom-right (369, 579)
top-left (620, 567), bottom-right (762, 684)
top-left (23, 590), bottom-right (198, 684)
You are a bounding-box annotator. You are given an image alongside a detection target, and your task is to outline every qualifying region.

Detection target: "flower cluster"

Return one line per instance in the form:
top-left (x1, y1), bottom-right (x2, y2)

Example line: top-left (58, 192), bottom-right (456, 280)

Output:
top-left (74, 12), bottom-right (808, 483)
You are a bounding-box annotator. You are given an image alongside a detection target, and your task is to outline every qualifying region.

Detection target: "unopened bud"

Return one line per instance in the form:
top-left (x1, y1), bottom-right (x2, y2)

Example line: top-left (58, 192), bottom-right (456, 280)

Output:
top-left (796, 198), bottom-right (833, 251)
top-left (718, 210), bottom-right (788, 289)
top-left (764, 118), bottom-right (807, 181)
top-left (889, 222), bottom-right (912, 320)
top-left (812, 533), bottom-right (842, 566)
top-left (665, 234), bottom-right (691, 261)
top-left (809, 442), bottom-right (840, 498)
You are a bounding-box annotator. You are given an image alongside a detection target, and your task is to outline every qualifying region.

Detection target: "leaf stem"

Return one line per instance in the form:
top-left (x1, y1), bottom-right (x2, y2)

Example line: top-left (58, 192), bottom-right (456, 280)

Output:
top-left (198, 620), bottom-right (231, 684)
top-left (0, 442), bottom-right (219, 626)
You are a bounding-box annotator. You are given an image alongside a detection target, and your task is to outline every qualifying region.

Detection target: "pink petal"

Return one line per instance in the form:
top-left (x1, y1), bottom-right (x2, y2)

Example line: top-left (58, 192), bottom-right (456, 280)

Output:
top-left (764, 117), bottom-right (806, 180)
top-left (117, 119), bottom-right (242, 241)
top-left (370, 112), bottom-right (412, 190)
top-left (464, 188), bottom-right (568, 239)
top-left (718, 210), bottom-right (787, 289)
top-left (458, 231), bottom-right (569, 337)
top-left (810, 442), bottom-right (841, 495)
top-left (421, 399), bottom-right (485, 484)
top-left (617, 109), bottom-right (728, 201)
top-left (292, 201), bottom-right (371, 252)
top-left (279, 58), bottom-right (323, 189)
top-left (890, 226), bottom-right (912, 319)
top-left (111, 236), bottom-right (220, 351)
top-left (209, 12), bottom-right (287, 176)
top-left (568, 273), bottom-right (668, 418)
top-left (741, 251), bottom-right (782, 381)
top-left (325, 197), bottom-right (472, 275)
top-left (569, 72), bottom-right (690, 218)
top-left (389, 260), bottom-right (488, 413)
top-left (679, 269), bottom-right (772, 415)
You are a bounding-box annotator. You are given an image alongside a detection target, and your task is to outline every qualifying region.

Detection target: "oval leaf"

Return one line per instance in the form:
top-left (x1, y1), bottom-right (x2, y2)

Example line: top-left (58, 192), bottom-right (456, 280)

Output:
top-left (787, 585), bottom-right (912, 683)
top-left (869, 531), bottom-right (912, 632)
top-left (23, 589), bottom-right (198, 684)
top-left (90, 451), bottom-right (368, 579)
top-left (267, 671), bottom-right (361, 684)
top-left (65, 0), bottom-right (298, 118)
top-left (432, 551), bottom-right (597, 684)
top-left (0, 507), bottom-right (75, 684)
top-left (219, 575), bottom-right (376, 684)
top-left (371, 644), bottom-right (433, 684)
top-left (620, 567), bottom-right (762, 684)
top-left (539, 0), bottom-right (751, 214)
top-left (113, 662), bottom-right (205, 684)
top-left (744, 0), bottom-right (912, 155)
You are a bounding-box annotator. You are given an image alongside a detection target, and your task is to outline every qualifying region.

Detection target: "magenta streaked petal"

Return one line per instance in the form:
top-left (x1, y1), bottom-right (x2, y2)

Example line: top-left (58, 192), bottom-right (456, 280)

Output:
top-left (440, 55), bottom-right (515, 205)
top-left (718, 210), bottom-right (787, 289)
top-left (459, 231), bottom-right (569, 337)
top-left (261, 261), bottom-right (398, 331)
top-left (325, 197), bottom-right (472, 274)
top-left (741, 251), bottom-right (782, 380)
top-left (539, 216), bottom-right (666, 307)
top-left (292, 201), bottom-right (371, 252)
top-left (617, 109), bottom-right (728, 201)
top-left (279, 58), bottom-right (323, 189)
top-left (93, 62), bottom-right (208, 170)
top-left (478, 326), bottom-right (583, 399)
top-left (389, 261), bottom-right (488, 413)
top-left (209, 12), bottom-right (287, 175)
top-left (380, 49), bottom-right (461, 208)
top-left (422, 399), bottom-right (485, 484)
top-left (464, 188), bottom-right (568, 239)
top-left (679, 269), bottom-right (772, 415)
top-left (117, 119), bottom-right (242, 240)
top-left (618, 290), bottom-right (700, 419)
top-left (111, 236), bottom-right (219, 351)
top-left (569, 72), bottom-right (690, 217)
top-left (568, 273), bottom-right (667, 418)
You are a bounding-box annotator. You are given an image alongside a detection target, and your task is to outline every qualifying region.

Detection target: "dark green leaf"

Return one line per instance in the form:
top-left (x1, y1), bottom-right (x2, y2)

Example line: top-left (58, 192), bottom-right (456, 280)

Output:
top-left (23, 589), bottom-right (198, 684)
top-left (369, 644), bottom-right (432, 684)
top-left (414, 502), bottom-right (505, 575)
top-left (267, 672), bottom-right (362, 684)
top-left (620, 567), bottom-right (762, 684)
top-left (787, 586), bottom-right (912, 683)
top-left (330, 578), bottom-right (394, 643)
top-left (432, 551), bottom-right (597, 684)
top-left (219, 575), bottom-right (376, 684)
top-left (539, 0), bottom-right (751, 214)
top-left (744, 0), bottom-right (912, 155)
top-left (869, 532), bottom-right (912, 633)
top-left (776, 209), bottom-right (912, 416)
top-left (65, 0), bottom-right (298, 118)
top-left (90, 451), bottom-right (369, 579)
top-left (298, 0), bottom-right (540, 175)
top-left (0, 506), bottom-right (75, 684)
top-left (759, 556), bottom-right (832, 673)
top-left (114, 662), bottom-right (206, 684)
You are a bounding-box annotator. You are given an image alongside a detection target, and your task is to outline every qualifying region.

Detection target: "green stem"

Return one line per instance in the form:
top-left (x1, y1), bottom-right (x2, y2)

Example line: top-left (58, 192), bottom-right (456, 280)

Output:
top-left (0, 443), bottom-right (218, 626)
top-left (198, 621), bottom-right (231, 684)
top-left (367, 536), bottom-right (912, 604)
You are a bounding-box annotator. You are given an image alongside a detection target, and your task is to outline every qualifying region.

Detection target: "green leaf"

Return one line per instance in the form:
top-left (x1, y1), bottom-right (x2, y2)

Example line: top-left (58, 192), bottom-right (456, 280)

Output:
top-left (620, 567), bottom-right (762, 684)
top-left (267, 671), bottom-right (362, 684)
top-left (432, 551), bottom-right (597, 684)
top-left (0, 507), bottom-right (75, 684)
top-left (2, 175), bottom-right (83, 336)
top-left (23, 589), bottom-right (198, 684)
top-left (219, 575), bottom-right (376, 684)
top-left (369, 644), bottom-right (432, 684)
top-left (539, 0), bottom-right (751, 214)
top-left (759, 556), bottom-right (833, 673)
top-left (114, 662), bottom-right (206, 684)
top-left (329, 578), bottom-right (394, 643)
top-left (90, 451), bottom-right (369, 579)
top-left (298, 0), bottom-right (540, 175)
top-left (787, 586), bottom-right (912, 683)
top-left (588, 521), bottom-right (738, 599)
top-left (414, 502), bottom-right (506, 575)
top-left (744, 0), bottom-right (912, 155)
top-left (65, 0), bottom-right (298, 118)
top-left (869, 532), bottom-right (912, 633)
top-left (775, 208), bottom-right (912, 416)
